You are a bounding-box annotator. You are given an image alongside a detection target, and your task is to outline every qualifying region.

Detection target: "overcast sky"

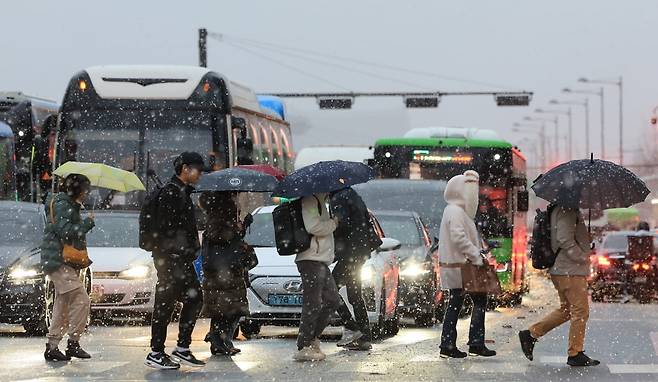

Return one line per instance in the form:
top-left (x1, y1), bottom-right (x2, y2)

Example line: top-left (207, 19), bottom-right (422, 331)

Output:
top-left (3, 0), bottom-right (657, 164)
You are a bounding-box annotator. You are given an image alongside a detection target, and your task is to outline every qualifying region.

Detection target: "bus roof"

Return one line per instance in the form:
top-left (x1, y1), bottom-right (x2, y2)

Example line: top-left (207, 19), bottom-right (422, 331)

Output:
top-left (84, 65), bottom-right (265, 115)
top-left (376, 126), bottom-right (512, 149)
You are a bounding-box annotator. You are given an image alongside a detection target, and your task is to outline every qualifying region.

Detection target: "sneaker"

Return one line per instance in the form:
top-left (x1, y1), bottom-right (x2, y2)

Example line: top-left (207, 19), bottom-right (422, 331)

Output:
top-left (345, 339), bottom-right (372, 351)
top-left (468, 345), bottom-right (496, 357)
top-left (567, 352), bottom-right (600, 367)
top-left (311, 338), bottom-right (321, 352)
top-left (440, 347), bottom-right (468, 359)
top-left (171, 349), bottom-right (206, 367)
top-left (337, 329), bottom-right (363, 347)
top-left (66, 340), bottom-right (91, 359)
top-left (293, 346), bottom-right (326, 362)
top-left (518, 330), bottom-right (537, 361)
top-left (44, 344), bottom-right (71, 362)
top-left (145, 352), bottom-right (180, 370)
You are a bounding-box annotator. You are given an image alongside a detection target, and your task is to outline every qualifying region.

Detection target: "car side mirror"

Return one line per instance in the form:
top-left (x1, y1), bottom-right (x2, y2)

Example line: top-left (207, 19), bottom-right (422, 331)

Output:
top-left (517, 190), bottom-right (529, 212)
top-left (378, 237), bottom-right (402, 252)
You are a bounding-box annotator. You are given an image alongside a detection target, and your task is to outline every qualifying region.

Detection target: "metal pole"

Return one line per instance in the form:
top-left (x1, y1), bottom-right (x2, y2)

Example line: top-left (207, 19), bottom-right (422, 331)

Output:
top-left (567, 107), bottom-right (573, 160)
top-left (600, 87), bottom-right (605, 160)
top-left (199, 28), bottom-right (208, 68)
top-left (585, 99), bottom-right (590, 158)
top-left (619, 76), bottom-right (624, 165)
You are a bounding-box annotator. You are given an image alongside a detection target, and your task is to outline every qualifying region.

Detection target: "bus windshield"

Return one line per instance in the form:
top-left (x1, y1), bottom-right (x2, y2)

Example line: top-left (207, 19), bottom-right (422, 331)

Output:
top-left (62, 109), bottom-right (214, 180)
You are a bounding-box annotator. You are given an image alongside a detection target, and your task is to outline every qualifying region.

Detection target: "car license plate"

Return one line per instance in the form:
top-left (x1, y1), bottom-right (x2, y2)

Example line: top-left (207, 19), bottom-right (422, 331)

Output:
top-left (90, 284), bottom-right (105, 303)
top-left (634, 277), bottom-right (647, 283)
top-left (268, 294), bottom-right (303, 306)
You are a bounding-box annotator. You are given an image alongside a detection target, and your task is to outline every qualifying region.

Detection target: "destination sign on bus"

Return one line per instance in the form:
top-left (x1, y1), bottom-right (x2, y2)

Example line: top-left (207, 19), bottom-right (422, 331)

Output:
top-left (412, 149), bottom-right (473, 164)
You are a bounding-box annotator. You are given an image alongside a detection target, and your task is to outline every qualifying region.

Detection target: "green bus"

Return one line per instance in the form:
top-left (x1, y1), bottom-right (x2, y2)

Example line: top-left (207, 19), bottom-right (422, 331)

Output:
top-left (372, 127), bottom-right (530, 303)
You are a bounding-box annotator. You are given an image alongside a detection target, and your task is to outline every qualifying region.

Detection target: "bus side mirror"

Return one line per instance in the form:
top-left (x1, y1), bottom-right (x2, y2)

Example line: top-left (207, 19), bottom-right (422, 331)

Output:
top-left (232, 117), bottom-right (254, 165)
top-left (517, 190), bottom-right (529, 212)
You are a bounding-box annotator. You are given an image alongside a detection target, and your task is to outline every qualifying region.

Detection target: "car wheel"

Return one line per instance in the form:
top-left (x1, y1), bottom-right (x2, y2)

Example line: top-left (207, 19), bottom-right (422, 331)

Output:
top-left (590, 290), bottom-right (605, 303)
top-left (239, 320), bottom-right (261, 338)
top-left (414, 312), bottom-right (434, 327)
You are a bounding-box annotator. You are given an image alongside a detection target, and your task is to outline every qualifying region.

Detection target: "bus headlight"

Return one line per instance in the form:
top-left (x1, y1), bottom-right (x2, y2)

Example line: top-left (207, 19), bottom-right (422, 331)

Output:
top-left (400, 262), bottom-right (430, 278)
top-left (118, 264), bottom-right (151, 280)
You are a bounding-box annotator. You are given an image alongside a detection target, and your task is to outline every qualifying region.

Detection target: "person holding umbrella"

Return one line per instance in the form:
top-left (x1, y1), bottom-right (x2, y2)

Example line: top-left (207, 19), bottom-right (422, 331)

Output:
top-left (271, 160), bottom-right (374, 362)
top-left (520, 156), bottom-right (650, 367)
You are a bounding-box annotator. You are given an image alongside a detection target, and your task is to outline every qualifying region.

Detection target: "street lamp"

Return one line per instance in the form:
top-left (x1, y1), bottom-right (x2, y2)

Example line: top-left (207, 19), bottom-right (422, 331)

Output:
top-left (535, 108), bottom-right (573, 159)
top-left (524, 115), bottom-right (559, 163)
top-left (513, 122), bottom-right (546, 172)
top-left (563, 87), bottom-right (605, 160)
top-left (578, 76), bottom-right (623, 164)
top-left (550, 98), bottom-right (589, 159)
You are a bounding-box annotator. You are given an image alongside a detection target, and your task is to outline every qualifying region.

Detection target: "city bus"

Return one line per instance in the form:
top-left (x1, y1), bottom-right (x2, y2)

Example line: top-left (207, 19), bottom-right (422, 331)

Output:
top-left (0, 92), bottom-right (59, 201)
top-left (55, 66), bottom-right (294, 207)
top-left (372, 127), bottom-right (529, 304)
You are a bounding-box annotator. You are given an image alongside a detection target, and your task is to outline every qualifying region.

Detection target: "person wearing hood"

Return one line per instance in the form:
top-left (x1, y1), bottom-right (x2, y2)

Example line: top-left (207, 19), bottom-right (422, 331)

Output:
top-left (293, 193), bottom-right (340, 362)
top-left (519, 187), bottom-right (599, 367)
top-left (438, 170), bottom-right (496, 359)
top-left (41, 174), bottom-right (94, 362)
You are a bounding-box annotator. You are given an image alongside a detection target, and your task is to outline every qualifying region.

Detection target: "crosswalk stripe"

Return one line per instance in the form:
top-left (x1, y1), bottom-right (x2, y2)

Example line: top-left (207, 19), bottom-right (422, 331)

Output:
top-left (608, 364), bottom-right (658, 374)
top-left (467, 362), bottom-right (527, 374)
top-left (538, 356), bottom-right (566, 364)
top-left (329, 362), bottom-right (388, 374)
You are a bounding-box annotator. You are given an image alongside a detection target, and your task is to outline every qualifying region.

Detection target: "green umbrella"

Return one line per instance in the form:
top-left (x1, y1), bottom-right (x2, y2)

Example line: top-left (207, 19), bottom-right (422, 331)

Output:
top-left (53, 162), bottom-right (145, 192)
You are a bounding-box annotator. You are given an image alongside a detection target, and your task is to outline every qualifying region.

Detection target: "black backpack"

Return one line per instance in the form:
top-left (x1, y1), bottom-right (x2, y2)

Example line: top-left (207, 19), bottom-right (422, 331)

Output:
top-left (272, 198), bottom-right (316, 256)
top-left (139, 186), bottom-right (164, 252)
top-left (530, 204), bottom-right (561, 269)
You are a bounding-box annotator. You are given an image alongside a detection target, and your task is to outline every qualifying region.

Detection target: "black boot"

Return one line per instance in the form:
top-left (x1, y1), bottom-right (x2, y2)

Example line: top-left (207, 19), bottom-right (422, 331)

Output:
top-left (66, 340), bottom-right (91, 359)
top-left (440, 347), bottom-right (468, 359)
top-left (567, 352), bottom-right (600, 367)
top-left (519, 330), bottom-right (537, 361)
top-left (205, 332), bottom-right (232, 355)
top-left (469, 345), bottom-right (497, 357)
top-left (44, 343), bottom-right (71, 362)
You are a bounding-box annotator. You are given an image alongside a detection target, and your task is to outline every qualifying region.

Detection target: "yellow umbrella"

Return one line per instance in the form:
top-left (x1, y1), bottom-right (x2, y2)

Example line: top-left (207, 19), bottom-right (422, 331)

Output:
top-left (53, 162), bottom-right (145, 192)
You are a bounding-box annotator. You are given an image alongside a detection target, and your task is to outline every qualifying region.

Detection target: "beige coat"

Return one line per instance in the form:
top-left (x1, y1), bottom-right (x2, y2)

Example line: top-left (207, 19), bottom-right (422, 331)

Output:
top-left (438, 171), bottom-right (483, 290)
top-left (295, 194), bottom-right (338, 265)
top-left (549, 207), bottom-right (592, 276)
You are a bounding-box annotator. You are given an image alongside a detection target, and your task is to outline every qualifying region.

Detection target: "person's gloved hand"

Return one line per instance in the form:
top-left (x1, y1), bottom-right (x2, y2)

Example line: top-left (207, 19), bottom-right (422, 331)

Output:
top-left (243, 213), bottom-right (254, 229)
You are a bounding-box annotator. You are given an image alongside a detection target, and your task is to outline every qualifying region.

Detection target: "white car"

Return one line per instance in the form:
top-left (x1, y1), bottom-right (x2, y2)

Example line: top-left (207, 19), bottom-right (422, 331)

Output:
top-left (240, 205), bottom-right (401, 339)
top-left (85, 211), bottom-right (156, 321)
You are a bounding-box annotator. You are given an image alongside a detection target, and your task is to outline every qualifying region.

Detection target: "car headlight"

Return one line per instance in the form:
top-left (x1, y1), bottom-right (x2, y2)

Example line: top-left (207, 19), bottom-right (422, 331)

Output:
top-left (9, 267), bottom-right (40, 281)
top-left (118, 264), bottom-right (151, 280)
top-left (361, 266), bottom-right (374, 282)
top-left (400, 262), bottom-right (430, 278)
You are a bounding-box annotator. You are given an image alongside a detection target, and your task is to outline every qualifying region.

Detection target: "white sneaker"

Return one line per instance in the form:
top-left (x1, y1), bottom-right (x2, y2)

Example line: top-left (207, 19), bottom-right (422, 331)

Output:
top-left (337, 329), bottom-right (363, 347)
top-left (311, 338), bottom-right (321, 352)
top-left (293, 346), bottom-right (326, 362)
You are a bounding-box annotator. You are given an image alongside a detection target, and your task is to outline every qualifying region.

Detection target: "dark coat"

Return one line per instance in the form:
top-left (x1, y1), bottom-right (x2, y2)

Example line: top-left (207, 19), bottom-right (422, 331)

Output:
top-left (40, 193), bottom-right (95, 274)
top-left (153, 176), bottom-right (200, 261)
top-left (330, 188), bottom-right (374, 263)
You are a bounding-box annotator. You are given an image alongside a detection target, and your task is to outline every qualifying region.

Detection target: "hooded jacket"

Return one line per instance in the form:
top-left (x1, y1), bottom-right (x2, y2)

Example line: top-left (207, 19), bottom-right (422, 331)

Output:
top-left (295, 193), bottom-right (337, 265)
top-left (438, 170), bottom-right (483, 290)
top-left (40, 192), bottom-right (95, 274)
top-left (549, 207), bottom-right (591, 276)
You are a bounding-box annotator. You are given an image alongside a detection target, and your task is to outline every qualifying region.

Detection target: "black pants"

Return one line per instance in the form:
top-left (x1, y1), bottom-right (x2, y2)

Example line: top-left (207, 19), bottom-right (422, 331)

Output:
top-left (296, 260), bottom-right (340, 350)
top-left (210, 314), bottom-right (239, 340)
top-left (150, 258), bottom-right (203, 353)
top-left (440, 289), bottom-right (487, 350)
top-left (333, 259), bottom-right (372, 341)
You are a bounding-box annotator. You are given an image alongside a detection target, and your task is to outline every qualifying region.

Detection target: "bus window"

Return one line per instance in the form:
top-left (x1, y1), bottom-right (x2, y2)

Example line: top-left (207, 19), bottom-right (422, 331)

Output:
top-left (259, 123), bottom-right (271, 164)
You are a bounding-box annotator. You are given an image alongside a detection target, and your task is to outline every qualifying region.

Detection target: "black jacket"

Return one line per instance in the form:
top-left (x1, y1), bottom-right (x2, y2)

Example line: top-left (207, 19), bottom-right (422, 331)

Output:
top-left (153, 176), bottom-right (200, 261)
top-left (330, 188), bottom-right (373, 263)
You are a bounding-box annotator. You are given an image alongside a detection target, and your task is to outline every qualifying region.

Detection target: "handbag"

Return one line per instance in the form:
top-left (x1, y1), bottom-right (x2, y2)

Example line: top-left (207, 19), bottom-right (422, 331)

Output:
top-left (49, 199), bottom-right (92, 269)
top-left (460, 261), bottom-right (502, 295)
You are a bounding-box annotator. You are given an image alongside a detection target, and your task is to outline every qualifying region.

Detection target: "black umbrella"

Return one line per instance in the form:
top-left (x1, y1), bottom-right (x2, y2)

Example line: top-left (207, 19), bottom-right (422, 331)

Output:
top-left (532, 156), bottom-right (650, 210)
top-left (272, 160), bottom-right (374, 198)
top-left (195, 168), bottom-right (278, 193)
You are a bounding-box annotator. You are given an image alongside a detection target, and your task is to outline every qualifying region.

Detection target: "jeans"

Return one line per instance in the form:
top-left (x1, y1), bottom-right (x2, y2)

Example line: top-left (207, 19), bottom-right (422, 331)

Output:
top-left (150, 259), bottom-right (203, 352)
top-left (296, 261), bottom-right (341, 350)
top-left (529, 275), bottom-right (589, 357)
top-left (440, 289), bottom-right (487, 349)
top-left (333, 259), bottom-right (372, 341)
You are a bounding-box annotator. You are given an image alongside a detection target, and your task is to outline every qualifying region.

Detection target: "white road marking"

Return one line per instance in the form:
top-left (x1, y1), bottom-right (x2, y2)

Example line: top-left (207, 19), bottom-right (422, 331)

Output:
top-left (329, 362), bottom-right (388, 374)
top-left (608, 364), bottom-right (658, 374)
top-left (539, 356), bottom-right (566, 364)
top-left (467, 362), bottom-right (527, 374)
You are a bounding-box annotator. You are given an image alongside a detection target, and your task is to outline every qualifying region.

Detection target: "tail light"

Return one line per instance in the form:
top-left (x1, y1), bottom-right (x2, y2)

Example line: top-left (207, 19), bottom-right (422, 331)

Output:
top-left (632, 263), bottom-right (651, 271)
top-left (597, 255), bottom-right (611, 267)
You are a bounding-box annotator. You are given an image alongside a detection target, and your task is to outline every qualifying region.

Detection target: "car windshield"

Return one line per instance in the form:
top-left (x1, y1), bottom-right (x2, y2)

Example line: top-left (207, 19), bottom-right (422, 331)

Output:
top-left (603, 233), bottom-right (658, 252)
top-left (375, 215), bottom-right (423, 246)
top-left (85, 214), bottom-right (139, 248)
top-left (244, 212), bottom-right (276, 248)
top-left (0, 209), bottom-right (43, 245)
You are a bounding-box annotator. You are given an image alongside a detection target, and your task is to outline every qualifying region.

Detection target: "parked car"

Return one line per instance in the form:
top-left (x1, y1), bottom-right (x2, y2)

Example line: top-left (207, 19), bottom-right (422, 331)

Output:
top-left (590, 230), bottom-right (658, 302)
top-left (241, 205), bottom-right (401, 339)
top-left (0, 201), bottom-right (91, 335)
top-left (85, 211), bottom-right (156, 322)
top-left (373, 210), bottom-right (444, 327)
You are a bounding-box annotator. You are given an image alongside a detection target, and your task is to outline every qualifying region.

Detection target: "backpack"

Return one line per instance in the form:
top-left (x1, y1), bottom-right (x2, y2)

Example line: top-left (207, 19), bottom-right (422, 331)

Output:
top-left (530, 204), bottom-right (561, 269)
top-left (139, 186), bottom-right (164, 251)
top-left (272, 198), bottom-right (317, 256)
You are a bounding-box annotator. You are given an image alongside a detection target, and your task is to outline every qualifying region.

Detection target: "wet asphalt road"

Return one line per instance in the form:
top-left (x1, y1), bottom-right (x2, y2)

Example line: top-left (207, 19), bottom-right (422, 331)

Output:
top-left (2, 274), bottom-right (658, 382)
